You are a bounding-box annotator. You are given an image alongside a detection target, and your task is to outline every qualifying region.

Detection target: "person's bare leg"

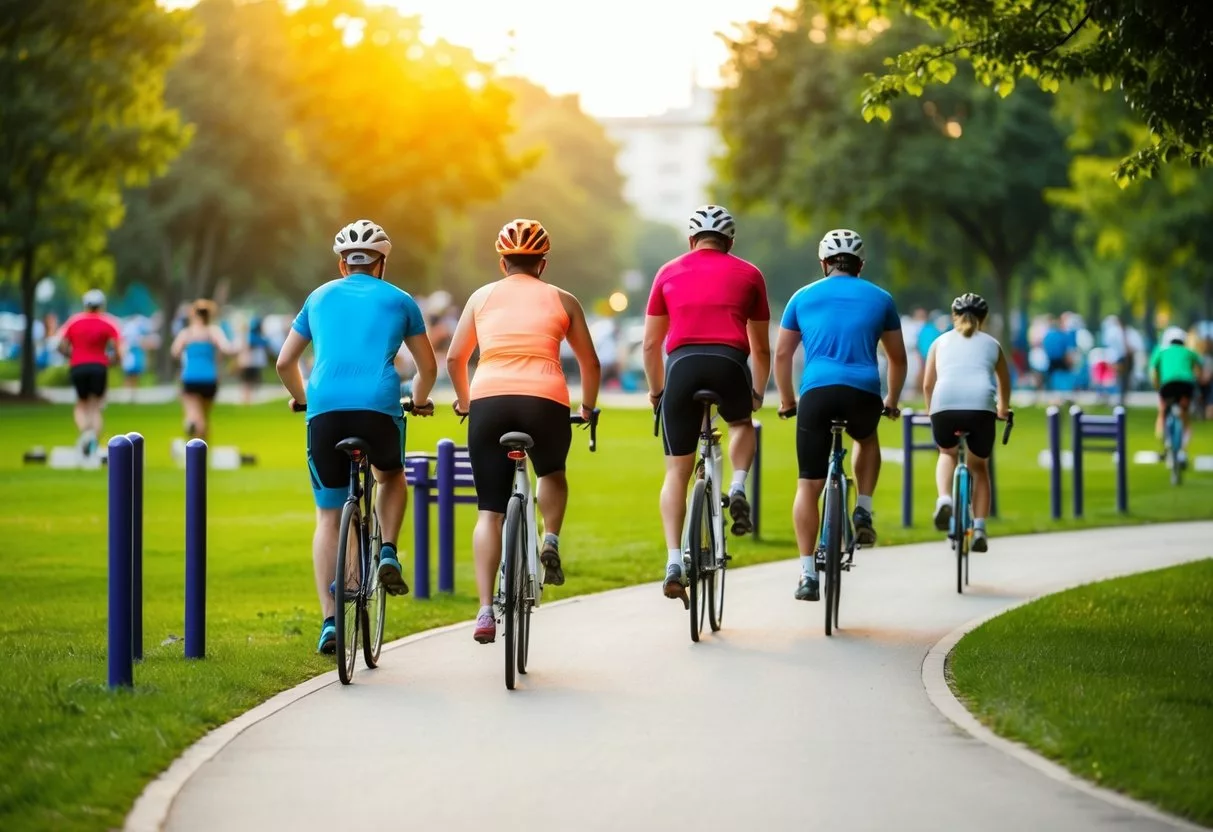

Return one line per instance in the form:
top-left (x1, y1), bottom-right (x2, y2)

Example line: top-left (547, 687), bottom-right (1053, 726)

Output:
top-left (73, 399), bottom-right (88, 433)
top-left (198, 398), bottom-right (215, 442)
top-left (726, 419), bottom-right (756, 484)
top-left (853, 433), bottom-right (882, 497)
top-left (473, 510), bottom-right (504, 607)
top-left (372, 467), bottom-right (407, 545)
top-left (969, 456), bottom-right (991, 518)
top-left (313, 508), bottom-right (340, 619)
top-left (182, 394), bottom-right (201, 437)
top-left (659, 455), bottom-right (696, 550)
top-left (793, 479), bottom-right (825, 556)
top-left (91, 396), bottom-right (105, 436)
top-left (935, 448), bottom-right (957, 499)
top-left (536, 470), bottom-right (568, 536)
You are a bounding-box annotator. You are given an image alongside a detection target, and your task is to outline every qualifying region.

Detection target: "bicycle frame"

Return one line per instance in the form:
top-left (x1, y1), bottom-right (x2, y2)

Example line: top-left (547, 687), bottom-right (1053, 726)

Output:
top-left (508, 456), bottom-right (542, 607)
top-left (681, 404), bottom-right (726, 567)
top-left (816, 426), bottom-right (854, 557)
top-left (343, 453), bottom-right (375, 594)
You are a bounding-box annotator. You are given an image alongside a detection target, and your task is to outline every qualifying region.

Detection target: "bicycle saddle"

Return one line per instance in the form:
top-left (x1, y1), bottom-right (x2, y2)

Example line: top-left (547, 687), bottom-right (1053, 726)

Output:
top-left (335, 437), bottom-right (371, 457)
top-left (830, 419), bottom-right (848, 427)
top-left (499, 431), bottom-right (534, 450)
top-left (693, 389), bottom-right (722, 405)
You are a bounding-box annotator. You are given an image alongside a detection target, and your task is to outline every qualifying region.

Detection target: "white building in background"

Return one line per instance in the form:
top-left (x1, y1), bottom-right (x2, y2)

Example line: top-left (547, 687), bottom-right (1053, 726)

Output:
top-left (599, 86), bottom-right (723, 229)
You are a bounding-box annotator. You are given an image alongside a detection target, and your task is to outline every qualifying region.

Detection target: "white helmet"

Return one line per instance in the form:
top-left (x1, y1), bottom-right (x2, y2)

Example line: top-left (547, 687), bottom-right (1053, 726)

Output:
top-left (333, 220), bottom-right (392, 265)
top-left (83, 289), bottom-right (106, 309)
top-left (819, 228), bottom-right (864, 260)
top-left (1162, 326), bottom-right (1187, 346)
top-left (688, 205), bottom-right (736, 240)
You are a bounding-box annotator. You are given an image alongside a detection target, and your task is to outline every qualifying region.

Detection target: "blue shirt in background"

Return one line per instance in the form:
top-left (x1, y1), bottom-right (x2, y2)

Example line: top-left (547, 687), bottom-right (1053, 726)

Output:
top-left (182, 341), bottom-right (218, 383)
top-left (1042, 329), bottom-right (1069, 361)
top-left (780, 276), bottom-right (901, 397)
top-left (292, 274), bottom-right (426, 419)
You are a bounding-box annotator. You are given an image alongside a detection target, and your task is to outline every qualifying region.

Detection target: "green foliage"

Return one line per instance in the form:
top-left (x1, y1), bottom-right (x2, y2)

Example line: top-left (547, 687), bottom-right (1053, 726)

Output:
top-left (717, 6), bottom-right (1070, 316)
top-left (815, 0), bottom-right (1213, 180)
top-left (0, 0), bottom-right (190, 394)
top-left (433, 78), bottom-right (630, 300)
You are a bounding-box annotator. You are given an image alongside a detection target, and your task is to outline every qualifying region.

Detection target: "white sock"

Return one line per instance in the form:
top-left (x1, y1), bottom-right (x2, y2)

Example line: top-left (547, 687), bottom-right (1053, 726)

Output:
top-left (544, 532), bottom-right (559, 548)
top-left (936, 496), bottom-right (953, 509)
top-left (799, 554), bottom-right (817, 578)
top-left (730, 469), bottom-right (748, 494)
top-left (974, 518), bottom-right (987, 531)
top-left (667, 548), bottom-right (683, 567)
top-left (478, 604), bottom-right (493, 617)
top-left (857, 495), bottom-right (874, 513)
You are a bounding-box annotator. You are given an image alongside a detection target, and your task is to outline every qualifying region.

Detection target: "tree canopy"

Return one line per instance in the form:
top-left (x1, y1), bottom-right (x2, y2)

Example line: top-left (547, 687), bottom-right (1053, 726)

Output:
top-left (813, 0), bottom-right (1213, 180)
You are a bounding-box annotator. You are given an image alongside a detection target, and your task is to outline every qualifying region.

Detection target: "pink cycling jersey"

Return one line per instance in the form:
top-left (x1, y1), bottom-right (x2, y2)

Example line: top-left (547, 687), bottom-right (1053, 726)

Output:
top-left (645, 249), bottom-right (770, 353)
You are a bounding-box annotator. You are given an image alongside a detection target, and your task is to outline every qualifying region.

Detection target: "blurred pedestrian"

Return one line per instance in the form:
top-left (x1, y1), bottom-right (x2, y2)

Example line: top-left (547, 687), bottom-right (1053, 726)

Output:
top-left (237, 315), bottom-right (273, 405)
top-left (56, 289), bottom-right (125, 459)
top-left (171, 299), bottom-right (234, 441)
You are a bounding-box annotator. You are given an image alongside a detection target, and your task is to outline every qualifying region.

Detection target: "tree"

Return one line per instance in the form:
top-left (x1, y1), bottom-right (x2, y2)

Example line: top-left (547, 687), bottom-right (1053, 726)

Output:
top-left (433, 78), bottom-right (629, 300)
top-left (814, 0), bottom-right (1213, 180)
top-left (0, 0), bottom-right (189, 396)
top-left (717, 6), bottom-right (1071, 320)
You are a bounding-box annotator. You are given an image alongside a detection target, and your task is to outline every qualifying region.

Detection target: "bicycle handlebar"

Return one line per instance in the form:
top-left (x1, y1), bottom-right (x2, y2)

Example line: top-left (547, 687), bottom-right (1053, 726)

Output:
top-left (400, 396), bottom-right (434, 417)
top-left (777, 405), bottom-right (899, 420)
top-left (570, 407), bottom-right (601, 452)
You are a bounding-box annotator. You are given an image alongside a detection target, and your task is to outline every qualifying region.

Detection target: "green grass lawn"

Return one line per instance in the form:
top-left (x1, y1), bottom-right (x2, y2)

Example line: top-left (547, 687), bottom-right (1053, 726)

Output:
top-left (1, 399), bottom-right (1211, 830)
top-left (950, 560), bottom-right (1213, 825)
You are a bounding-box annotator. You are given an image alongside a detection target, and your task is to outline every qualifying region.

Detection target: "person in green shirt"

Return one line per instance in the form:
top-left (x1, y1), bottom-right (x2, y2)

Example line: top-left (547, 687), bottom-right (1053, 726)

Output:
top-left (1150, 326), bottom-right (1205, 462)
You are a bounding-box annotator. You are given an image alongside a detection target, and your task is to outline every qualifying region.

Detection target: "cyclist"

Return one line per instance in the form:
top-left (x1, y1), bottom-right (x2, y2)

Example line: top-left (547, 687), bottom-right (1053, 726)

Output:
top-left (446, 219), bottom-right (601, 645)
top-left (643, 205), bottom-right (771, 603)
top-left (170, 300), bottom-right (235, 442)
top-left (56, 289), bottom-right (126, 459)
top-left (922, 293), bottom-right (1012, 552)
top-left (1150, 325), bottom-right (1204, 467)
top-left (774, 229), bottom-right (906, 602)
top-left (276, 220), bottom-right (438, 654)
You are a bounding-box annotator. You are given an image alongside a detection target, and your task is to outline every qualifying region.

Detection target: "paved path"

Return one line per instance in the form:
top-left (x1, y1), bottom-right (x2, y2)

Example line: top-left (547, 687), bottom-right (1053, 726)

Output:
top-left (162, 524), bottom-right (1210, 831)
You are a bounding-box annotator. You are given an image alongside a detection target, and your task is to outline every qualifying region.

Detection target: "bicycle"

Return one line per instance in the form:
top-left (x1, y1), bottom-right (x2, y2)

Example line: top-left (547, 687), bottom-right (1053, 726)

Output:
top-left (292, 396), bottom-right (428, 685)
top-left (495, 409), bottom-right (600, 690)
top-left (1162, 398), bottom-right (1185, 486)
top-left (947, 412), bottom-right (1014, 595)
top-left (777, 405), bottom-right (896, 636)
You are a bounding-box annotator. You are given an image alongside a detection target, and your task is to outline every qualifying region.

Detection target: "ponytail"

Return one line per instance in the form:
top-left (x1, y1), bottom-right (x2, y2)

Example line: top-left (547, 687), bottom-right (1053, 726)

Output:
top-left (954, 312), bottom-right (979, 337)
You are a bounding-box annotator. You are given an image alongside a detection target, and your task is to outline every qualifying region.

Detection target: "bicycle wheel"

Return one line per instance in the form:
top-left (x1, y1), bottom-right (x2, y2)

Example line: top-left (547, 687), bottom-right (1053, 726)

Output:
top-left (361, 477), bottom-right (385, 668)
top-left (955, 468), bottom-right (969, 594)
top-left (502, 494), bottom-right (525, 690)
top-left (335, 499), bottom-right (361, 685)
top-left (686, 478), bottom-right (711, 643)
top-left (517, 530), bottom-right (532, 676)
top-left (823, 480), bottom-right (843, 636)
top-left (1169, 409), bottom-right (1183, 486)
top-left (707, 499), bottom-right (726, 634)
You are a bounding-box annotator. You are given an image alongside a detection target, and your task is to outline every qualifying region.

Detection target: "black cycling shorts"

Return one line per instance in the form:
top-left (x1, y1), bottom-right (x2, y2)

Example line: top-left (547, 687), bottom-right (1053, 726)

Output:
top-left (930, 410), bottom-right (996, 459)
top-left (661, 344), bottom-right (753, 456)
top-left (307, 410), bottom-right (404, 510)
top-left (1159, 381), bottom-right (1196, 404)
top-left (468, 395), bottom-right (571, 513)
top-left (70, 363), bottom-right (108, 400)
top-left (795, 385), bottom-right (883, 480)
top-left (182, 381), bottom-right (218, 400)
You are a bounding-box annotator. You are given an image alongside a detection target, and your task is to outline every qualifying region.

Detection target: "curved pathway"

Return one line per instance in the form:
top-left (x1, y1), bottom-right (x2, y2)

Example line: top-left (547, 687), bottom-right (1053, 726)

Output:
top-left (150, 523), bottom-right (1211, 832)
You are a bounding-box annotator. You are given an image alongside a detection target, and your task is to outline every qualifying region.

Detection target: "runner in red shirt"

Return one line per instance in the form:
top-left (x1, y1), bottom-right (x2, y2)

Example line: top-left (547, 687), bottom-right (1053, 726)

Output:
top-left (56, 289), bottom-right (125, 458)
top-left (642, 205), bottom-right (771, 602)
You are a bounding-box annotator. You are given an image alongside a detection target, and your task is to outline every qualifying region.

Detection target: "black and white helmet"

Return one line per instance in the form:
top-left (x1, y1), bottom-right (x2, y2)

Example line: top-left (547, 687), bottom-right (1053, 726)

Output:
top-left (952, 293), bottom-right (989, 321)
top-left (688, 205), bottom-right (736, 240)
top-left (82, 289), bottom-right (106, 309)
top-left (818, 228), bottom-right (864, 261)
top-left (333, 220), bottom-right (392, 265)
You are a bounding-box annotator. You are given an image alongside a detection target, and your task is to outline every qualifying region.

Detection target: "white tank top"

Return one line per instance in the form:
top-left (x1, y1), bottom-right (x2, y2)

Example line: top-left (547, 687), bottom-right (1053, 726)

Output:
top-left (930, 330), bottom-right (1002, 414)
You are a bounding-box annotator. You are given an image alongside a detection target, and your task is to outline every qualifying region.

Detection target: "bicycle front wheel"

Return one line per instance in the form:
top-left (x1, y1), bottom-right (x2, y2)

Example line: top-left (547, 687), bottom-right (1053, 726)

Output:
top-left (362, 477), bottom-right (385, 668)
top-left (707, 519), bottom-right (726, 633)
top-left (1169, 410), bottom-right (1183, 486)
top-left (687, 478), bottom-right (710, 643)
top-left (335, 499), bottom-right (361, 685)
top-left (823, 481), bottom-right (843, 636)
top-left (955, 468), bottom-right (969, 594)
top-left (502, 494), bottom-right (525, 690)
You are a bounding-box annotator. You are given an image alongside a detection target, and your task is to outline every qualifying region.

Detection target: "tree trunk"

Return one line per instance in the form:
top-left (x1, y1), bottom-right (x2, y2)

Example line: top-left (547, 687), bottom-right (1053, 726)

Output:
top-left (157, 239), bottom-right (181, 382)
top-left (990, 259), bottom-right (1014, 345)
top-left (18, 244), bottom-right (38, 398)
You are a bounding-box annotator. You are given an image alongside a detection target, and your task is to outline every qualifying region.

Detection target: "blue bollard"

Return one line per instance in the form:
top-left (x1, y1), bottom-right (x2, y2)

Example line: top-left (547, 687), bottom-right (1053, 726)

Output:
top-left (1115, 406), bottom-right (1128, 513)
top-left (436, 439), bottom-right (455, 594)
top-left (413, 460), bottom-right (431, 600)
top-left (127, 432), bottom-right (144, 662)
top-left (185, 439), bottom-right (207, 659)
top-left (108, 436), bottom-right (134, 688)
top-left (1071, 406), bottom-right (1085, 519)
top-left (751, 420), bottom-right (762, 540)
top-left (1047, 407), bottom-right (1062, 519)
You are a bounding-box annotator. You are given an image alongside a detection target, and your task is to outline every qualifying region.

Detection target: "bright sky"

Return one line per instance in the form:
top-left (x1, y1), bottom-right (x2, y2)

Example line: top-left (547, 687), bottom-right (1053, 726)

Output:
top-left (378, 0), bottom-right (785, 116)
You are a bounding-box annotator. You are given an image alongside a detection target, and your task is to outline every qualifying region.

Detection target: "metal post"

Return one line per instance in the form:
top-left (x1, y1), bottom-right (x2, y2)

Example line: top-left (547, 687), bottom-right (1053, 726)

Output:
top-left (436, 439), bottom-right (456, 594)
top-left (901, 409), bottom-right (914, 527)
top-left (1070, 406), bottom-right (1084, 519)
top-left (989, 446), bottom-right (998, 519)
top-left (1047, 406), bottom-right (1062, 520)
top-left (751, 420), bottom-right (762, 540)
top-left (107, 436), bottom-right (134, 688)
top-left (185, 439), bottom-right (207, 659)
top-left (413, 463), bottom-right (431, 600)
top-left (1115, 406), bottom-right (1128, 513)
top-left (127, 432), bottom-right (144, 662)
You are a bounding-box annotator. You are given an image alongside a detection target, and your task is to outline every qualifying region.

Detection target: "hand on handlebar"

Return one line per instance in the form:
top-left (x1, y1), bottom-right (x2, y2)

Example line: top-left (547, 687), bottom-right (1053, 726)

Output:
top-left (778, 402), bottom-right (797, 420)
top-left (401, 397), bottom-right (435, 417)
top-left (452, 400), bottom-right (469, 423)
top-left (882, 399), bottom-right (902, 420)
top-left (289, 397), bottom-right (306, 413)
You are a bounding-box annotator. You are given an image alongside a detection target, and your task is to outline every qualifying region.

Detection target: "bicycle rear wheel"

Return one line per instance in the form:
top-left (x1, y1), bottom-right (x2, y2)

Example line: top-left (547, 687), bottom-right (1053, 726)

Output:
top-left (823, 480), bottom-right (842, 636)
top-left (686, 478), bottom-right (710, 643)
top-left (707, 500), bottom-right (726, 633)
top-left (1169, 409), bottom-right (1183, 486)
top-left (361, 477), bottom-right (385, 668)
top-left (517, 536), bottom-right (532, 676)
top-left (335, 499), bottom-right (361, 685)
top-left (502, 494), bottom-right (525, 690)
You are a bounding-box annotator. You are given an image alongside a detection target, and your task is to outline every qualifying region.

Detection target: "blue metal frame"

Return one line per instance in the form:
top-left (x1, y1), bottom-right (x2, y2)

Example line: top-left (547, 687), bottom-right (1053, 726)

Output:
top-left (816, 426), bottom-right (854, 556)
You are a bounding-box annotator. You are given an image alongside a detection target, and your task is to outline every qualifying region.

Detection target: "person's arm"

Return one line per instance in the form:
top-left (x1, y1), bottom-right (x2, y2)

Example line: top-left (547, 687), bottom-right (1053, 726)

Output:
top-left (774, 327), bottom-right (800, 413)
top-left (56, 320), bottom-right (73, 358)
top-left (1148, 348), bottom-right (1161, 388)
top-left (404, 333), bottom-right (437, 406)
top-left (559, 289), bottom-right (601, 417)
top-left (880, 298), bottom-right (907, 412)
top-left (274, 329), bottom-right (310, 404)
top-left (922, 341), bottom-right (938, 412)
top-left (211, 324), bottom-right (237, 355)
top-left (445, 289), bottom-right (483, 414)
top-left (994, 347), bottom-right (1012, 418)
top-left (747, 271), bottom-right (773, 409)
top-left (642, 315), bottom-right (669, 410)
top-left (170, 328), bottom-right (188, 360)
